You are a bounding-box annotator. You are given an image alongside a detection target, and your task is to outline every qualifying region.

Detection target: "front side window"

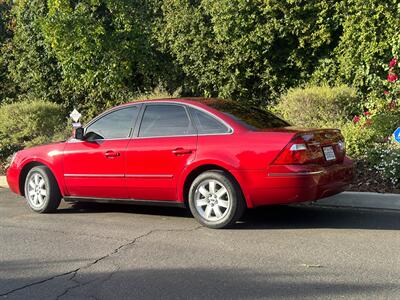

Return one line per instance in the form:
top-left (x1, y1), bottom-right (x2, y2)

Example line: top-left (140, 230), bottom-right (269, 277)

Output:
top-left (139, 105), bottom-right (194, 137)
top-left (86, 106), bottom-right (138, 139)
top-left (189, 107), bottom-right (230, 134)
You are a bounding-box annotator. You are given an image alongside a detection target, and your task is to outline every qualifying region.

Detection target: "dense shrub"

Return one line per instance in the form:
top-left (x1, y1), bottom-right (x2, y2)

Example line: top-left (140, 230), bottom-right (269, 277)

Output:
top-left (0, 1), bottom-right (15, 103)
top-left (4, 0), bottom-right (63, 104)
top-left (368, 141), bottom-right (400, 187)
top-left (130, 84), bottom-right (182, 102)
top-left (157, 0), bottom-right (341, 104)
top-left (273, 84), bottom-right (400, 159)
top-left (0, 100), bottom-right (66, 159)
top-left (310, 0), bottom-right (400, 101)
top-left (274, 85), bottom-right (360, 128)
top-left (369, 110), bottom-right (400, 139)
top-left (343, 55), bottom-right (400, 158)
top-left (1, 0), bottom-right (399, 113)
top-left (340, 122), bottom-right (377, 158)
top-left (315, 106), bottom-right (400, 159)
top-left (40, 0), bottom-right (181, 115)
top-left (0, 0), bottom-right (182, 116)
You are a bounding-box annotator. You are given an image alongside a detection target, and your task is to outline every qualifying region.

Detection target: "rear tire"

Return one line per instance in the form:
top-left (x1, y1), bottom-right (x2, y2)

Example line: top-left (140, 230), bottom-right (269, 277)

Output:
top-left (188, 170), bottom-right (245, 229)
top-left (24, 166), bottom-right (61, 213)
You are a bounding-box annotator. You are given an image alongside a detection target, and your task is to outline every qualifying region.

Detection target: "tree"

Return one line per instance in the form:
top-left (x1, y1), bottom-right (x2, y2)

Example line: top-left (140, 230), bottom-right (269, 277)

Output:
top-left (0, 0), bottom-right (15, 102)
top-left (156, 0), bottom-right (340, 105)
top-left (311, 0), bottom-right (400, 100)
top-left (5, 0), bottom-right (63, 103)
top-left (42, 0), bottom-right (177, 115)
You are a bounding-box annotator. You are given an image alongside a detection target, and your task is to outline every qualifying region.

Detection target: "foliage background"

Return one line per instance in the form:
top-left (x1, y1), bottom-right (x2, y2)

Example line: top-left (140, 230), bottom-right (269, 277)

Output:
top-left (0, 0), bottom-right (399, 114)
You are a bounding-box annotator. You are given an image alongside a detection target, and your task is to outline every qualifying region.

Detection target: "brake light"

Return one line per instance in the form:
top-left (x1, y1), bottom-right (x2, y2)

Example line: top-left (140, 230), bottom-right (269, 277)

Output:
top-left (273, 135), bottom-right (324, 165)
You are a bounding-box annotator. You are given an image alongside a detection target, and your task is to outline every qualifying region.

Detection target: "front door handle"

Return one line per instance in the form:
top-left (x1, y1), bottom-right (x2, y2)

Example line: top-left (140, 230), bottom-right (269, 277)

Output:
top-left (172, 148), bottom-right (193, 155)
top-left (105, 150), bottom-right (120, 158)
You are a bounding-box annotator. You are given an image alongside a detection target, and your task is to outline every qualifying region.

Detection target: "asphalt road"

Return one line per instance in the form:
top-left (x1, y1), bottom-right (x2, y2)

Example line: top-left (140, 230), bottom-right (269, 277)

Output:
top-left (0, 188), bottom-right (400, 300)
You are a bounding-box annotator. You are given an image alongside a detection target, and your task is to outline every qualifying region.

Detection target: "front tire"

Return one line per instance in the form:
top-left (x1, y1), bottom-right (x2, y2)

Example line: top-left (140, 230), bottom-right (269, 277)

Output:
top-left (188, 170), bottom-right (245, 229)
top-left (24, 166), bottom-right (61, 213)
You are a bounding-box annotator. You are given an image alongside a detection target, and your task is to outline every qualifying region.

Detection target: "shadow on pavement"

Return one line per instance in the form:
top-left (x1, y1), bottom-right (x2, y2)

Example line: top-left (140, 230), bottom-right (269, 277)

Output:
top-left (57, 201), bottom-right (192, 218)
top-left (237, 205), bottom-right (400, 230)
top-left (0, 267), bottom-right (397, 299)
top-left (57, 201), bottom-right (400, 231)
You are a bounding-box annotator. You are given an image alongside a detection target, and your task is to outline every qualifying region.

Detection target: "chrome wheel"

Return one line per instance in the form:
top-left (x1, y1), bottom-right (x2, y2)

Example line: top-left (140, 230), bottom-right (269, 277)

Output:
top-left (27, 173), bottom-right (47, 209)
top-left (194, 179), bottom-right (231, 222)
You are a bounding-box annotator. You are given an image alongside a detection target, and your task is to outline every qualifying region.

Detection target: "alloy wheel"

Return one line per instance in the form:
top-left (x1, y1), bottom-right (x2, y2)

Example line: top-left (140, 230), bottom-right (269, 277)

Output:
top-left (27, 173), bottom-right (47, 209)
top-left (194, 179), bottom-right (231, 222)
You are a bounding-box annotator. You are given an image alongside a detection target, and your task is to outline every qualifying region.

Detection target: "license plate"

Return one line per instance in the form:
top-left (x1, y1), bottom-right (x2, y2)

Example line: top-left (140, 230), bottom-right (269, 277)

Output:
top-left (323, 146), bottom-right (336, 161)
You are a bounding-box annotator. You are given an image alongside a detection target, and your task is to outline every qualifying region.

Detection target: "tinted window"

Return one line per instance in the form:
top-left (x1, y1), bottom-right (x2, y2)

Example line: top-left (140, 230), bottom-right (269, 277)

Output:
top-left (205, 99), bottom-right (289, 130)
top-left (86, 106), bottom-right (138, 139)
top-left (139, 105), bottom-right (194, 137)
top-left (190, 107), bottom-right (230, 134)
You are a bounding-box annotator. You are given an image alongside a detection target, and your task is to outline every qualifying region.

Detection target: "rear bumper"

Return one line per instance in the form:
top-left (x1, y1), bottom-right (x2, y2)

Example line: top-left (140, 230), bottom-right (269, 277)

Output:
top-left (234, 158), bottom-right (353, 207)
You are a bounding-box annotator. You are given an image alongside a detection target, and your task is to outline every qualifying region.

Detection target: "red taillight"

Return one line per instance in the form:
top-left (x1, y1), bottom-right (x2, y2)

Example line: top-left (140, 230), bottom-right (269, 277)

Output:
top-left (273, 135), bottom-right (324, 165)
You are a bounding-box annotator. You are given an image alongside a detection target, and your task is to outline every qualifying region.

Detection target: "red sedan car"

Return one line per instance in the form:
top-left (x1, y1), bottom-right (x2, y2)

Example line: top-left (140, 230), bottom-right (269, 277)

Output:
top-left (6, 98), bottom-right (353, 228)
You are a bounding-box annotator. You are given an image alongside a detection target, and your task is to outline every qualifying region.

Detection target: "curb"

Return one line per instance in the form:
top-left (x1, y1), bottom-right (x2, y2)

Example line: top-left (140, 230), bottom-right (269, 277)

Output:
top-left (0, 176), bottom-right (8, 189)
top-left (311, 191), bottom-right (400, 211)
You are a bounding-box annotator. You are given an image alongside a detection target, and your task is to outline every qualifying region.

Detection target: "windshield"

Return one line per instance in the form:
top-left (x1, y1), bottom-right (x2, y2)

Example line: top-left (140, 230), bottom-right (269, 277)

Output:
top-left (205, 99), bottom-right (290, 130)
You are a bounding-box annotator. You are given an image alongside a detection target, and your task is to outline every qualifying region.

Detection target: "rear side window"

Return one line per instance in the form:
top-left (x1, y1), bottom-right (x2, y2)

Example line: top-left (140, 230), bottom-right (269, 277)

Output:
top-left (139, 105), bottom-right (194, 137)
top-left (205, 100), bottom-right (290, 130)
top-left (189, 107), bottom-right (230, 134)
top-left (85, 106), bottom-right (138, 139)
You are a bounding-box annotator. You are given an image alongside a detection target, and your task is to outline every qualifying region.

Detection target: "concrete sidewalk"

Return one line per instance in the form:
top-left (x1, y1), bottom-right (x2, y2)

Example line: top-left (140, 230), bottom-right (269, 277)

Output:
top-left (0, 176), bottom-right (7, 189)
top-left (1, 175), bottom-right (400, 211)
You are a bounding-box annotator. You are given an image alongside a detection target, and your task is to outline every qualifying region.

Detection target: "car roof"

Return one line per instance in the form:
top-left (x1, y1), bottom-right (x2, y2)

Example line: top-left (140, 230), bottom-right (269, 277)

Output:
top-left (117, 97), bottom-right (247, 132)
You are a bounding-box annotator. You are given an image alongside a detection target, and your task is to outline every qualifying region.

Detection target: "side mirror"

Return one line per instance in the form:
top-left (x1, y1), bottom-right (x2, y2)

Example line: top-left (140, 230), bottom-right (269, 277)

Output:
top-left (84, 131), bottom-right (104, 142)
top-left (74, 127), bottom-right (84, 140)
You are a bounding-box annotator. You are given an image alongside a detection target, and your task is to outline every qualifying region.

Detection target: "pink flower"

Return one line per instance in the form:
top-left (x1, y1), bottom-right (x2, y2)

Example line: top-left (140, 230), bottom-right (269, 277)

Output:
top-left (363, 111), bottom-right (371, 116)
top-left (353, 116), bottom-right (360, 123)
top-left (389, 57), bottom-right (398, 68)
top-left (388, 73), bottom-right (399, 82)
top-left (384, 90), bottom-right (390, 95)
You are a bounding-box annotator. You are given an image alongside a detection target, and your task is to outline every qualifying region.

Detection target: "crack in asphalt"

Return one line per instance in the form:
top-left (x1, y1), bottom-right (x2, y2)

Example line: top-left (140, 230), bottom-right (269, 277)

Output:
top-left (0, 226), bottom-right (202, 298)
top-left (55, 226), bottom-right (203, 299)
top-left (55, 264), bottom-right (120, 300)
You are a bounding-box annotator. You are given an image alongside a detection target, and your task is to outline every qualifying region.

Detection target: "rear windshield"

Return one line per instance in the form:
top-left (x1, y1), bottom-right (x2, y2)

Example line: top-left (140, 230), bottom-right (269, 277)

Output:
top-left (206, 100), bottom-right (290, 130)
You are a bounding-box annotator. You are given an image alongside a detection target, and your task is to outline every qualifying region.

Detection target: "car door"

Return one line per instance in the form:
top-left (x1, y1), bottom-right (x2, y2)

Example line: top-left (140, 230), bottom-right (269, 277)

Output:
top-left (126, 103), bottom-right (197, 201)
top-left (63, 105), bottom-right (140, 199)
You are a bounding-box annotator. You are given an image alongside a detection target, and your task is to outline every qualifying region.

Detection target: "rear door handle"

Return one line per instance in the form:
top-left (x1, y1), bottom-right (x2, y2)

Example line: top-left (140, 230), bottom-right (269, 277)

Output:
top-left (105, 150), bottom-right (120, 158)
top-left (172, 148), bottom-right (193, 155)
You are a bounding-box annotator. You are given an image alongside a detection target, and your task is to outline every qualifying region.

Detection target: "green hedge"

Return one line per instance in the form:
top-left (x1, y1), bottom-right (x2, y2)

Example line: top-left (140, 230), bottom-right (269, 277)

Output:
top-left (273, 85), bottom-right (400, 159)
top-left (0, 100), bottom-right (66, 159)
top-left (274, 85), bottom-right (359, 128)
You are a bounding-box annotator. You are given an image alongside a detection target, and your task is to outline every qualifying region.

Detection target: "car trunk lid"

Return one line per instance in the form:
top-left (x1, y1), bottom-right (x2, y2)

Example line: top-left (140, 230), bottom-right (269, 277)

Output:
top-left (270, 127), bottom-right (346, 166)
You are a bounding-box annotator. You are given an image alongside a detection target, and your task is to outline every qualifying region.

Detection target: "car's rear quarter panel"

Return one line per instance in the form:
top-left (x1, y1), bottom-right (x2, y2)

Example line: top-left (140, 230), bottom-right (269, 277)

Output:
top-left (196, 131), bottom-right (295, 169)
top-left (184, 131), bottom-right (296, 207)
top-left (188, 130), bottom-right (352, 208)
